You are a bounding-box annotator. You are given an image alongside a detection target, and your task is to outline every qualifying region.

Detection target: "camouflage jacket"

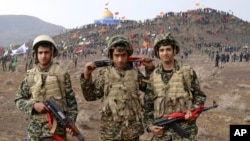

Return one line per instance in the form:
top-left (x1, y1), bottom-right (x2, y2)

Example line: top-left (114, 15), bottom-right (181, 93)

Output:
top-left (80, 63), bottom-right (153, 140)
top-left (14, 63), bottom-right (78, 138)
top-left (80, 64), bottom-right (153, 101)
top-left (143, 61), bottom-right (207, 140)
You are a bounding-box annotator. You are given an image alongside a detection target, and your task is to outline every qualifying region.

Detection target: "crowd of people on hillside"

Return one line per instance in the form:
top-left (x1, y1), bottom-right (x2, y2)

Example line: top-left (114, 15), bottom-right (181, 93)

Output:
top-left (0, 8), bottom-right (249, 73)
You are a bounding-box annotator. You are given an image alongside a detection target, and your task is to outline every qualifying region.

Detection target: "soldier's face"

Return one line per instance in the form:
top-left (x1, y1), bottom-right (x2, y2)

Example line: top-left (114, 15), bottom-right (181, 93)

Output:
top-left (112, 49), bottom-right (128, 70)
top-left (158, 45), bottom-right (175, 63)
top-left (37, 46), bottom-right (52, 68)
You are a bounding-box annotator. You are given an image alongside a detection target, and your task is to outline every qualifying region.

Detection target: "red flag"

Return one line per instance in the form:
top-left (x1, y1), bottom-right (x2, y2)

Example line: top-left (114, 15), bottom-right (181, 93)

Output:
top-left (71, 32), bottom-right (78, 39)
top-left (195, 2), bottom-right (200, 7)
top-left (115, 12), bottom-right (119, 15)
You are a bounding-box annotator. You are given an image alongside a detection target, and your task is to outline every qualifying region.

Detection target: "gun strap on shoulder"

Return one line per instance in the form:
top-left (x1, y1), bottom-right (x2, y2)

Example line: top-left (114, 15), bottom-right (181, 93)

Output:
top-left (46, 112), bottom-right (66, 141)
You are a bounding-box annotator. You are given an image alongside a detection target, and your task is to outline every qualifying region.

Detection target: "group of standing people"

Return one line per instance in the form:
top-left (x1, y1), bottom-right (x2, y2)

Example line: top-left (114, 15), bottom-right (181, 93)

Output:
top-left (1, 54), bottom-right (17, 72)
top-left (14, 32), bottom-right (206, 141)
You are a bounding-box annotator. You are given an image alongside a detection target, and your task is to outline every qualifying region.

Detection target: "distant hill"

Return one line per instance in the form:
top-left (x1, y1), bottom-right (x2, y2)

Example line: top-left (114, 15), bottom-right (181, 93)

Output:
top-left (0, 15), bottom-right (64, 46)
top-left (1, 8), bottom-right (250, 50)
top-left (52, 8), bottom-right (250, 53)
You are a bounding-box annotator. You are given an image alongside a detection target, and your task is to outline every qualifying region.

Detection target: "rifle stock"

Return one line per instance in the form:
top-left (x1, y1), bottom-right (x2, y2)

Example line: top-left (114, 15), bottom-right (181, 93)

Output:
top-left (44, 100), bottom-right (85, 141)
top-left (152, 101), bottom-right (218, 138)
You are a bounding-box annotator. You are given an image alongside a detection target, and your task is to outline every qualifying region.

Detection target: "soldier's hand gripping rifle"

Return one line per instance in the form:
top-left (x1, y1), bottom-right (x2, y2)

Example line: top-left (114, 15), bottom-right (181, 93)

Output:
top-left (44, 99), bottom-right (85, 141)
top-left (87, 56), bottom-right (153, 70)
top-left (152, 101), bottom-right (218, 138)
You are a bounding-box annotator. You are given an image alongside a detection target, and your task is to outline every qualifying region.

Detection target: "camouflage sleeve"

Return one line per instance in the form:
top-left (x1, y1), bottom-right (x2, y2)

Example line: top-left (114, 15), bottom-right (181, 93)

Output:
top-left (137, 67), bottom-right (154, 91)
top-left (145, 66), bottom-right (155, 77)
top-left (80, 69), bottom-right (105, 101)
top-left (190, 69), bottom-right (207, 106)
top-left (64, 72), bottom-right (78, 123)
top-left (14, 76), bottom-right (36, 116)
top-left (143, 76), bottom-right (155, 127)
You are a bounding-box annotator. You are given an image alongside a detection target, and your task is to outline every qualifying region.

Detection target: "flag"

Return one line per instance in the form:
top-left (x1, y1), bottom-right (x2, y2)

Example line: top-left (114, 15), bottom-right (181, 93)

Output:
top-left (105, 36), bottom-right (110, 41)
top-left (12, 43), bottom-right (28, 55)
top-left (71, 32), bottom-right (78, 39)
top-left (99, 27), bottom-right (106, 33)
top-left (143, 41), bottom-right (148, 47)
top-left (195, 2), bottom-right (200, 7)
top-left (116, 24), bottom-right (122, 29)
top-left (78, 41), bottom-right (84, 45)
top-left (4, 51), bottom-right (8, 56)
top-left (105, 2), bottom-right (109, 6)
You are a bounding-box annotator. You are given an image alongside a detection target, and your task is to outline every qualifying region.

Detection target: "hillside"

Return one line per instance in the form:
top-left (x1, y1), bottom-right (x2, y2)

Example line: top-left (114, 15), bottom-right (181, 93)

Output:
top-left (0, 8), bottom-right (250, 141)
top-left (48, 8), bottom-right (250, 57)
top-left (1, 8), bottom-right (249, 51)
top-left (0, 15), bottom-right (64, 46)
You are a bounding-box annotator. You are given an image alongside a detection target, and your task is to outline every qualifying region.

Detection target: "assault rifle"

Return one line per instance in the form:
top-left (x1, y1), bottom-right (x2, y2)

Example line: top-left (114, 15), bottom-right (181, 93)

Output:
top-left (87, 56), bottom-right (153, 70)
top-left (44, 99), bottom-right (85, 141)
top-left (152, 101), bottom-right (218, 138)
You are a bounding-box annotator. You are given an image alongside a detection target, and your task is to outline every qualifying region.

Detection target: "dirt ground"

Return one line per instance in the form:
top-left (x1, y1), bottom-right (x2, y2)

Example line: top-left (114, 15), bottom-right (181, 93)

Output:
top-left (0, 50), bottom-right (250, 141)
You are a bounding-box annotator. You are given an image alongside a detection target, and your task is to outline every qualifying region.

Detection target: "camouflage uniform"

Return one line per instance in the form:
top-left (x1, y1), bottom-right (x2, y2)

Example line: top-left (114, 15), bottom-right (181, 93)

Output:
top-left (14, 34), bottom-right (78, 141)
top-left (80, 64), bottom-right (153, 141)
top-left (15, 63), bottom-right (78, 141)
top-left (80, 35), bottom-right (154, 141)
top-left (143, 33), bottom-right (206, 141)
top-left (144, 63), bottom-right (206, 141)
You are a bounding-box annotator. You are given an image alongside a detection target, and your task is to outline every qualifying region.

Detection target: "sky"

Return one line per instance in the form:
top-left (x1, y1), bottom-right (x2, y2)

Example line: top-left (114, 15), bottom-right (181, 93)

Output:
top-left (0, 0), bottom-right (249, 29)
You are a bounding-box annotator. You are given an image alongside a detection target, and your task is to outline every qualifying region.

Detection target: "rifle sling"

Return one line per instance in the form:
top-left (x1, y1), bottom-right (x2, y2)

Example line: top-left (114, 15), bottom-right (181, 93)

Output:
top-left (46, 112), bottom-right (66, 141)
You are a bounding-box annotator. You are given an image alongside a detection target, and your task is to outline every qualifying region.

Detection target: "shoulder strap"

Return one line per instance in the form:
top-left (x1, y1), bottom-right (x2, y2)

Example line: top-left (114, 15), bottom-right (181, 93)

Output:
top-left (26, 67), bottom-right (37, 88)
top-left (181, 64), bottom-right (192, 90)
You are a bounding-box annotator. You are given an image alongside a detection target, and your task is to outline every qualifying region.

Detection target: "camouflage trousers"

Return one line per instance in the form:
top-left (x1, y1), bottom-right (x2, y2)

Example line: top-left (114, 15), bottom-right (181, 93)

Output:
top-left (101, 136), bottom-right (140, 141)
top-left (27, 136), bottom-right (55, 141)
top-left (100, 116), bottom-right (144, 141)
top-left (27, 135), bottom-right (67, 141)
top-left (151, 133), bottom-right (196, 141)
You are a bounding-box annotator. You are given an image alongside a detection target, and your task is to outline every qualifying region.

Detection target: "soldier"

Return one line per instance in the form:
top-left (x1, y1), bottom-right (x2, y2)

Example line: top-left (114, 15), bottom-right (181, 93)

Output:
top-left (14, 35), bottom-right (78, 141)
top-left (1, 55), bottom-right (7, 71)
top-left (144, 33), bottom-right (207, 141)
top-left (25, 55), bottom-right (34, 72)
top-left (80, 35), bottom-right (154, 141)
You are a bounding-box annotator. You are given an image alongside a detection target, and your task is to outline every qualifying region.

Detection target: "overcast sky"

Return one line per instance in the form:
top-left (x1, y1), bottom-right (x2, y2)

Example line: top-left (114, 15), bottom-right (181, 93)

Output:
top-left (0, 0), bottom-right (249, 28)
